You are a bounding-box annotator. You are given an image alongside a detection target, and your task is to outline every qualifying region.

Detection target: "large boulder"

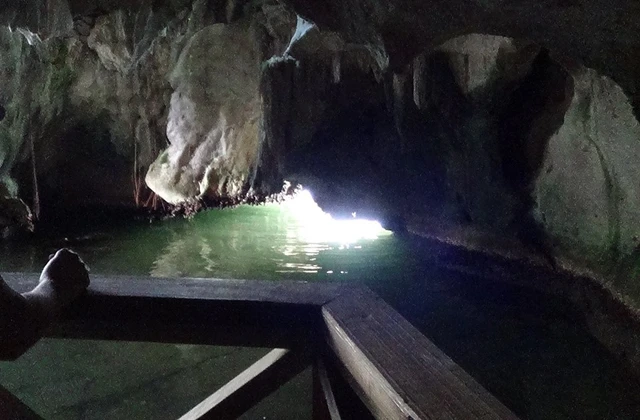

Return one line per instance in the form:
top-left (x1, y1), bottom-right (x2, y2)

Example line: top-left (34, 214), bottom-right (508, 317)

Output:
top-left (145, 22), bottom-right (262, 204)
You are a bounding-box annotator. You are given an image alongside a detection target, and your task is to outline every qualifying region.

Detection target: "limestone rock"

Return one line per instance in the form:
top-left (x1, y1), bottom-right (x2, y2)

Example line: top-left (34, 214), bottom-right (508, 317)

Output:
top-left (0, 0), bottom-right (73, 38)
top-left (0, 26), bottom-right (72, 214)
top-left (0, 179), bottom-right (33, 233)
top-left (145, 23), bottom-right (262, 204)
top-left (281, 0), bottom-right (640, 121)
top-left (87, 11), bottom-right (133, 74)
top-left (535, 69), bottom-right (640, 300)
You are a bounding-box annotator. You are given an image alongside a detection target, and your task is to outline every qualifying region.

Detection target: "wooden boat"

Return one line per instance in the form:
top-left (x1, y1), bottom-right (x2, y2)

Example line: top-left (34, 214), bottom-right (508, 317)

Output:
top-left (1, 273), bottom-right (518, 419)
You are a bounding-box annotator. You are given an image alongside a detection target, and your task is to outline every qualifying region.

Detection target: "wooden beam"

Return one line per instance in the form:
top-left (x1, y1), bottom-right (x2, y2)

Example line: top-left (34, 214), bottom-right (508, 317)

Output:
top-left (313, 358), bottom-right (342, 420)
top-left (322, 288), bottom-right (519, 420)
top-left (2, 273), bottom-right (346, 348)
top-left (2, 273), bottom-right (518, 419)
top-left (0, 385), bottom-right (43, 420)
top-left (3, 273), bottom-right (345, 306)
top-left (320, 352), bottom-right (377, 420)
top-left (179, 348), bottom-right (309, 420)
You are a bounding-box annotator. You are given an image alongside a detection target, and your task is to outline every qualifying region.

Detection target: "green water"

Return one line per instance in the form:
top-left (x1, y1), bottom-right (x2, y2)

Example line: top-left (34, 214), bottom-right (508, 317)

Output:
top-left (1, 202), bottom-right (640, 419)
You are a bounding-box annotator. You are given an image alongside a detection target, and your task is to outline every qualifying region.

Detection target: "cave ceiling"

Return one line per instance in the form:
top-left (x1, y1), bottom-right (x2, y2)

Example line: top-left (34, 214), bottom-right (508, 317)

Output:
top-left (1, 0), bottom-right (639, 116)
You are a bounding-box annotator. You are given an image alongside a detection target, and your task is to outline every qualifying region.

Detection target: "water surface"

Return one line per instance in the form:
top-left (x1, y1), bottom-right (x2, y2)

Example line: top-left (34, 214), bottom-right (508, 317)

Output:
top-left (1, 199), bottom-right (639, 419)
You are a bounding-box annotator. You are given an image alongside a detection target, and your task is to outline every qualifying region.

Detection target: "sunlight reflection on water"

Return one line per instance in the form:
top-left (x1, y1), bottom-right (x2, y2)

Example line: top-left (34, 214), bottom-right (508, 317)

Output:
top-left (274, 189), bottom-right (389, 274)
top-left (283, 190), bottom-right (388, 245)
top-left (146, 189), bottom-right (391, 278)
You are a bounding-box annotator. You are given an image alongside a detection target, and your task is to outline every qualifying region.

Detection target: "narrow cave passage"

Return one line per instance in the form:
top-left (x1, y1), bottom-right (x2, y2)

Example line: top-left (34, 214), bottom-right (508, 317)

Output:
top-left (1, 1), bottom-right (640, 419)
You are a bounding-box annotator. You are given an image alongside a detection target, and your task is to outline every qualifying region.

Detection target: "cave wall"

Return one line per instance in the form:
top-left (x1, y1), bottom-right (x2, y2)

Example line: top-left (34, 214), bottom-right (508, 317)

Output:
top-left (0, 26), bottom-right (72, 228)
top-left (536, 69), bottom-right (640, 306)
top-left (419, 36), bottom-right (640, 308)
top-left (0, 0), bottom-right (296, 219)
top-left (1, 1), bottom-right (640, 309)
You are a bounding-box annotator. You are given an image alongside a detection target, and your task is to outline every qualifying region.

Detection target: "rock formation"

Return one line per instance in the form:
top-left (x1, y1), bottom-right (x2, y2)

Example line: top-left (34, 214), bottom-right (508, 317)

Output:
top-left (0, 0), bottom-right (297, 215)
top-left (145, 22), bottom-right (262, 204)
top-left (1, 0), bottom-right (640, 311)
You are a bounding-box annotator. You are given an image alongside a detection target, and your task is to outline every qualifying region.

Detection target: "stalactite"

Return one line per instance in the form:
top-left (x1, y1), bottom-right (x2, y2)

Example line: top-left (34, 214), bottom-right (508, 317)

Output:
top-left (391, 67), bottom-right (415, 150)
top-left (258, 57), bottom-right (296, 190)
top-left (412, 52), bottom-right (427, 110)
top-left (29, 132), bottom-right (40, 221)
top-left (332, 53), bottom-right (341, 83)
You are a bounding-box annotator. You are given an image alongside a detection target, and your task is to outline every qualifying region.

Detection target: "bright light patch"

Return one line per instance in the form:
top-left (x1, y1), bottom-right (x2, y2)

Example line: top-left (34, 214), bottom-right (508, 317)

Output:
top-left (284, 189), bottom-right (390, 245)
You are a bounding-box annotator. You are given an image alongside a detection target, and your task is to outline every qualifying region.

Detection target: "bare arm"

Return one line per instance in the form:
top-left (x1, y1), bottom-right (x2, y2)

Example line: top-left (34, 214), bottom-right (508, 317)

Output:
top-left (0, 276), bottom-right (34, 360)
top-left (0, 249), bottom-right (90, 360)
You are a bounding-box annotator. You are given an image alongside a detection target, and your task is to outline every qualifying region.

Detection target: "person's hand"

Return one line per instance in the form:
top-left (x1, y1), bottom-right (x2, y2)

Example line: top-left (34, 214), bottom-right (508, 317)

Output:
top-left (38, 249), bottom-right (90, 307)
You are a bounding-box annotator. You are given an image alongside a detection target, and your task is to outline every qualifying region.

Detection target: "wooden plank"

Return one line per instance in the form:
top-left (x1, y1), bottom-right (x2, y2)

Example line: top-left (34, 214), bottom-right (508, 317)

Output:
top-left (313, 358), bottom-right (342, 420)
top-left (1, 273), bottom-right (346, 348)
top-left (2, 273), bottom-right (345, 306)
top-left (180, 348), bottom-right (309, 420)
top-left (320, 351), bottom-right (377, 420)
top-left (3, 272), bottom-right (517, 419)
top-left (0, 385), bottom-right (43, 420)
top-left (322, 287), bottom-right (518, 420)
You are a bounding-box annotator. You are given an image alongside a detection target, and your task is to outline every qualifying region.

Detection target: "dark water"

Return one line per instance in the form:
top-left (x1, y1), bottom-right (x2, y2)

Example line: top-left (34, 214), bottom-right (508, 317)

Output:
top-left (1, 196), bottom-right (640, 419)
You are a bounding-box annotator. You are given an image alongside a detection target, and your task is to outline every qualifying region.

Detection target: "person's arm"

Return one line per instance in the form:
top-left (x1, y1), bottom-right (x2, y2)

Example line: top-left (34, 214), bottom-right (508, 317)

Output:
top-left (0, 276), bottom-right (34, 360)
top-left (0, 249), bottom-right (90, 360)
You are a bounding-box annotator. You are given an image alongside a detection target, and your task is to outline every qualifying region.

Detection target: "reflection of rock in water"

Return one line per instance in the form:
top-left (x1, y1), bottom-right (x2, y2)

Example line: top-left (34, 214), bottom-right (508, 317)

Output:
top-left (151, 237), bottom-right (188, 278)
top-left (150, 217), bottom-right (244, 278)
